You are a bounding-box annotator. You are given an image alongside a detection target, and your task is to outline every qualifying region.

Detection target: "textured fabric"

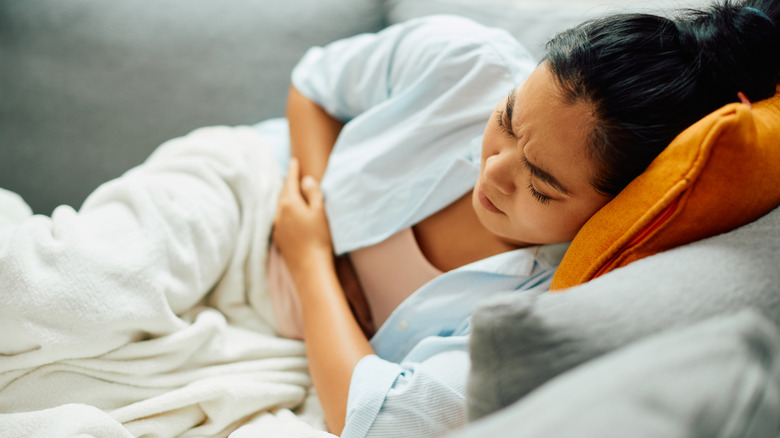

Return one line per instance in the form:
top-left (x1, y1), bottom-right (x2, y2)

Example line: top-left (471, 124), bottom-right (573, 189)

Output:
top-left (466, 204), bottom-right (780, 421)
top-left (290, 15), bottom-right (537, 254)
top-left (349, 351), bottom-right (469, 438)
top-left (456, 310), bottom-right (780, 438)
top-left (0, 126), bottom-right (328, 437)
top-left (552, 87), bottom-right (780, 289)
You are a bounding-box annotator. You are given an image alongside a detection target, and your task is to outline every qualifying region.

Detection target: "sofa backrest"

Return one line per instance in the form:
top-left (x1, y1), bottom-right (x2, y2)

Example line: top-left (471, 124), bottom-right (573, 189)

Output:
top-left (0, 0), bottom-right (385, 214)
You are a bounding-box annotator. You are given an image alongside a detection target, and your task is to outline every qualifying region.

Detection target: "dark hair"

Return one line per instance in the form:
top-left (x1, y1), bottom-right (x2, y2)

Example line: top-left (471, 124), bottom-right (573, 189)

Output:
top-left (544, 0), bottom-right (780, 195)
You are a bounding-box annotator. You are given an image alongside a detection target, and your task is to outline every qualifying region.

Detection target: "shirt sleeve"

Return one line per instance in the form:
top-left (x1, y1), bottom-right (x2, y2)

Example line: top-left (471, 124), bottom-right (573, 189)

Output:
top-left (291, 16), bottom-right (537, 254)
top-left (341, 335), bottom-right (472, 438)
top-left (291, 14), bottom-right (531, 121)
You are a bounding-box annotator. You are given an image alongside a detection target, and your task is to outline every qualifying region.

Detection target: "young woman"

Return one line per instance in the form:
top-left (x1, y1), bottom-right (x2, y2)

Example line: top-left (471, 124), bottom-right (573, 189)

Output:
top-left (2, 1), bottom-right (773, 437)
top-left (264, 0), bottom-right (779, 436)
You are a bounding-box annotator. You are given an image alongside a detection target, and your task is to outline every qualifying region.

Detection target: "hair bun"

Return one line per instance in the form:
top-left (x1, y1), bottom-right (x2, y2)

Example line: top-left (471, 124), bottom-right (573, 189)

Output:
top-left (675, 0), bottom-right (779, 106)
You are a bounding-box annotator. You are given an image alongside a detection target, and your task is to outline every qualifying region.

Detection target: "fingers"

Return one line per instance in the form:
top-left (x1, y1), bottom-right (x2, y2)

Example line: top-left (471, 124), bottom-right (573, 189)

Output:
top-left (279, 157), bottom-right (323, 210)
top-left (300, 175), bottom-right (324, 208)
top-left (274, 158), bottom-right (300, 228)
top-left (273, 157), bottom-right (333, 259)
top-left (283, 157), bottom-right (301, 195)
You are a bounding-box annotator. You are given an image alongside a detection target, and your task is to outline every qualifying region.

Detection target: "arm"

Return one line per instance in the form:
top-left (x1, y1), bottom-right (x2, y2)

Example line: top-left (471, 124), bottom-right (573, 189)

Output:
top-left (273, 159), bottom-right (373, 435)
top-left (286, 85), bottom-right (344, 182)
top-left (296, 246), bottom-right (374, 435)
top-left (286, 85), bottom-right (375, 337)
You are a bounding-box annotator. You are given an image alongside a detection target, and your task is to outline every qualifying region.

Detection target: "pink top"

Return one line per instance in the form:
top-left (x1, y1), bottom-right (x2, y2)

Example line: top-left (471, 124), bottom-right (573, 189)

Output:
top-left (267, 228), bottom-right (443, 339)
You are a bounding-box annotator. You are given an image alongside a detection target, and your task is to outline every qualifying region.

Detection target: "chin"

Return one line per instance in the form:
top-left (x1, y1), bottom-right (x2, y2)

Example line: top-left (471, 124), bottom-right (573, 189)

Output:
top-left (497, 228), bottom-right (568, 248)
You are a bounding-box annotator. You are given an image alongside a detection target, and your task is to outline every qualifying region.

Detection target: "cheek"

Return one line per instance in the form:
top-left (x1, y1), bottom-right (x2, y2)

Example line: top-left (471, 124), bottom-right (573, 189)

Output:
top-left (507, 201), bottom-right (585, 243)
top-left (480, 137), bottom-right (496, 167)
top-left (546, 206), bottom-right (597, 241)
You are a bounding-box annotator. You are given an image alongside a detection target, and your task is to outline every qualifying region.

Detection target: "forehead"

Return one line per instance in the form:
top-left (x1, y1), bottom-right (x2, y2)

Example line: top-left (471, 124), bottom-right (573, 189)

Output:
top-left (511, 64), bottom-right (596, 195)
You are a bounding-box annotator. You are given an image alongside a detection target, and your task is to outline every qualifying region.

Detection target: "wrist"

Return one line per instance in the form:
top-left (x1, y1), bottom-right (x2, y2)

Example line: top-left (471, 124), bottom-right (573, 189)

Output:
top-left (289, 248), bottom-right (336, 289)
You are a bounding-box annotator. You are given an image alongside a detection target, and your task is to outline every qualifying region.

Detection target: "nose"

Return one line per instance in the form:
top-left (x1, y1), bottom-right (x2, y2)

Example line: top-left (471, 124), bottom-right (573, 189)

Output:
top-left (484, 152), bottom-right (516, 195)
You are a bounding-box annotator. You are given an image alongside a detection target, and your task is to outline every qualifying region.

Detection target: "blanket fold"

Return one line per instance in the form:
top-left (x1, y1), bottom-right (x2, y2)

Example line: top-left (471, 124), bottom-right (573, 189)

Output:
top-left (0, 126), bottom-right (329, 437)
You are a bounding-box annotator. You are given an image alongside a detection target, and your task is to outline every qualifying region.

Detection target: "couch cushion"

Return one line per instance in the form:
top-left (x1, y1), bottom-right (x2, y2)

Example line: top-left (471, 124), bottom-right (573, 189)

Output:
top-left (459, 310), bottom-right (780, 437)
top-left (551, 88), bottom-right (780, 289)
top-left (388, 0), bottom-right (714, 60)
top-left (466, 203), bottom-right (780, 420)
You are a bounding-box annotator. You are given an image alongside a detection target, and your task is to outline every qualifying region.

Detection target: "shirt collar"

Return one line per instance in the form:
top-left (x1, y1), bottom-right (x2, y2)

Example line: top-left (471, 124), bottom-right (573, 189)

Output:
top-left (536, 242), bottom-right (570, 270)
top-left (452, 241), bottom-right (569, 277)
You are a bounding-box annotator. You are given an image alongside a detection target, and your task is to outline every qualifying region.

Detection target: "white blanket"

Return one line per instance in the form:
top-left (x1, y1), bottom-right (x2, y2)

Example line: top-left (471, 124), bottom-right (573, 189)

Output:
top-left (0, 127), bottom-right (335, 437)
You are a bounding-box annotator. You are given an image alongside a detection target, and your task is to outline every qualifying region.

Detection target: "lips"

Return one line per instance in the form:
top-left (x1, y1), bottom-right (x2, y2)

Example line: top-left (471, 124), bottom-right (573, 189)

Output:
top-left (478, 187), bottom-right (504, 214)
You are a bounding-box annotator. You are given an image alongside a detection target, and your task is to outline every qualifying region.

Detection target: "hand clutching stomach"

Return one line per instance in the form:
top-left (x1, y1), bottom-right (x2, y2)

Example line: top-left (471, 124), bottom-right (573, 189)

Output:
top-left (272, 158), bottom-right (375, 338)
top-left (272, 158), bottom-right (333, 277)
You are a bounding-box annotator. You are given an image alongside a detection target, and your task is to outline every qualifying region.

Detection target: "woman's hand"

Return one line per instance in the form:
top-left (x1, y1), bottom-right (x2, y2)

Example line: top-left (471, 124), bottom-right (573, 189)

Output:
top-left (274, 157), bottom-right (376, 337)
top-left (272, 158), bottom-right (333, 278)
top-left (272, 160), bottom-right (375, 435)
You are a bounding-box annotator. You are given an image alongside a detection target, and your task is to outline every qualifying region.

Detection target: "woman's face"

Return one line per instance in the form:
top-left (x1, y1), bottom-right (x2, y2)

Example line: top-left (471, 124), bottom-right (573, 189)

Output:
top-left (473, 63), bottom-right (612, 247)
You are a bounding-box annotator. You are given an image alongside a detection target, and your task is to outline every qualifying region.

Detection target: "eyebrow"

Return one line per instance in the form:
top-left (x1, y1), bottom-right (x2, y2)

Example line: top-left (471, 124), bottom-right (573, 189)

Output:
top-left (523, 155), bottom-right (571, 196)
top-left (504, 88), bottom-right (517, 135)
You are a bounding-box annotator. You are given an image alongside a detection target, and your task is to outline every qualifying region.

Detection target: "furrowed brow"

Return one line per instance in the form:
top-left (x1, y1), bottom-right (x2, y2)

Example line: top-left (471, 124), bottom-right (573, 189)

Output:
top-left (523, 155), bottom-right (571, 196)
top-left (504, 88), bottom-right (517, 134)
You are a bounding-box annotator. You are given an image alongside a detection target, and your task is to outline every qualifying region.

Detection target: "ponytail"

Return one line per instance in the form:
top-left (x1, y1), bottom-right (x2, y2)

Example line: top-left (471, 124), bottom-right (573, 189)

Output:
top-left (543, 0), bottom-right (780, 196)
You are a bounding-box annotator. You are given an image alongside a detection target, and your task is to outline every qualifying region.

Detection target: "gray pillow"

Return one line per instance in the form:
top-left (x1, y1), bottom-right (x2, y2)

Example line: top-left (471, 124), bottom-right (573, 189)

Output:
top-left (455, 309), bottom-right (780, 438)
top-left (466, 205), bottom-right (780, 420)
top-left (0, 0), bottom-right (384, 215)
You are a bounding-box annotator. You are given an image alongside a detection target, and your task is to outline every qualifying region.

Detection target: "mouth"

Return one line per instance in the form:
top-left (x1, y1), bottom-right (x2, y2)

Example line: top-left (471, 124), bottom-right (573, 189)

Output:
top-left (477, 187), bottom-right (504, 214)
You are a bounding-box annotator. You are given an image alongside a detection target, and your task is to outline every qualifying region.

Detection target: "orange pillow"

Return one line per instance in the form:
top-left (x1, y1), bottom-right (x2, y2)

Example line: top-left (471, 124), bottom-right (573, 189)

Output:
top-left (551, 87), bottom-right (780, 290)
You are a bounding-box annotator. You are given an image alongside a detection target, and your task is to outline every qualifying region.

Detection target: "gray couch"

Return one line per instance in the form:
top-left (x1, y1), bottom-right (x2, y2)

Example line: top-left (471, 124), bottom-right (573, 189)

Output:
top-left (2, 0), bottom-right (385, 215)
top-left (3, 0), bottom-right (778, 436)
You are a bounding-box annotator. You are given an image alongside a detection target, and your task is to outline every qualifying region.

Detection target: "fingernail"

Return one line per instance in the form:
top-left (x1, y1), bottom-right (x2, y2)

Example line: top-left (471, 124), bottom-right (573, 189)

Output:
top-left (302, 175), bottom-right (316, 188)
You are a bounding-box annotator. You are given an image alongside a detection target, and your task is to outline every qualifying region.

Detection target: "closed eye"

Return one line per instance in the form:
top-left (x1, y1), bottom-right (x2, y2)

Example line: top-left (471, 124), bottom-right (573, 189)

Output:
top-left (521, 155), bottom-right (554, 204)
top-left (527, 181), bottom-right (552, 205)
top-left (496, 109), bottom-right (514, 137)
top-left (520, 153), bottom-right (570, 197)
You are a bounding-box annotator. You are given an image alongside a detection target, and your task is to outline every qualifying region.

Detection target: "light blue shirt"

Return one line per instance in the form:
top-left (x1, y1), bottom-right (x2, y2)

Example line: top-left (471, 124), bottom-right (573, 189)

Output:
top-left (259, 14), bottom-right (536, 255)
top-left (253, 15), bottom-right (564, 438)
